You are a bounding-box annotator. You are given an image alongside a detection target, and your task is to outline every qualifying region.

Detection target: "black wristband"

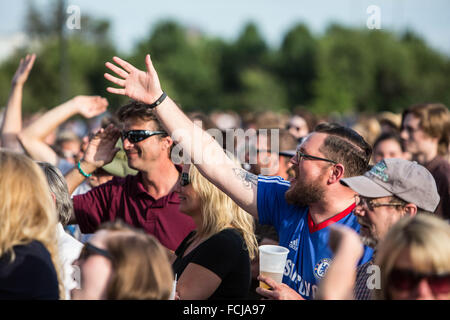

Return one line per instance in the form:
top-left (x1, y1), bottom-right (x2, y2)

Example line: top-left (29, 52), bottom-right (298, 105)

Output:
top-left (146, 92), bottom-right (167, 109)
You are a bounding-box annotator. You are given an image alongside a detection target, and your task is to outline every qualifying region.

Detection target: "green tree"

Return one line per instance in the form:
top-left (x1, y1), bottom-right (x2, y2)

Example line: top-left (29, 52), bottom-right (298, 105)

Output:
top-left (278, 23), bottom-right (318, 108)
top-left (132, 20), bottom-right (223, 112)
top-left (0, 0), bottom-right (120, 115)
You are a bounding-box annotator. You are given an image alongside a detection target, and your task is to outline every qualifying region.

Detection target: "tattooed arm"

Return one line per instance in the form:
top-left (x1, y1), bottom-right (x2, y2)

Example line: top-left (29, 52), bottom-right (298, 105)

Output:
top-left (104, 55), bottom-right (259, 219)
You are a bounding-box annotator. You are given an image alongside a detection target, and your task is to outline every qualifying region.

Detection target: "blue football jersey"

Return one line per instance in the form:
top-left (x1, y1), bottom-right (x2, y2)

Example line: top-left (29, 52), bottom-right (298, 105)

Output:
top-left (257, 176), bottom-right (374, 300)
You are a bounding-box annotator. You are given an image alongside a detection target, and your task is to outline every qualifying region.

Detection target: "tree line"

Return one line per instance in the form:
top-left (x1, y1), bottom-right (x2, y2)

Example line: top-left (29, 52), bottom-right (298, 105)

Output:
top-left (1, 2), bottom-right (449, 117)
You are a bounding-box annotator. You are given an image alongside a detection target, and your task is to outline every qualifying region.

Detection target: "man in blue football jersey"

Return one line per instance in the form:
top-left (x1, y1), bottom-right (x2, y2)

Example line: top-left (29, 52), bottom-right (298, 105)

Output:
top-left (103, 54), bottom-right (374, 300)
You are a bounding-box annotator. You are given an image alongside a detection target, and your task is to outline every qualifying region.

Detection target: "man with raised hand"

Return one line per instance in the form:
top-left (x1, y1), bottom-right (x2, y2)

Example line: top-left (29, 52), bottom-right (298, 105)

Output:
top-left (104, 54), bottom-right (374, 300)
top-left (64, 101), bottom-right (196, 252)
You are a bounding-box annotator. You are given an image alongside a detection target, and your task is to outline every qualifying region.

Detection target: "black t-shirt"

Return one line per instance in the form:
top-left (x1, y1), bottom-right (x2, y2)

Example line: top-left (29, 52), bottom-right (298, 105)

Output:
top-left (172, 228), bottom-right (251, 300)
top-left (0, 240), bottom-right (59, 299)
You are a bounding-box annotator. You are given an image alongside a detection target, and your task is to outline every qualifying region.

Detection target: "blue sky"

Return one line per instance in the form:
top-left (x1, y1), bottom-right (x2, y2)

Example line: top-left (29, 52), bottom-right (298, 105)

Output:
top-left (1, 0), bottom-right (449, 56)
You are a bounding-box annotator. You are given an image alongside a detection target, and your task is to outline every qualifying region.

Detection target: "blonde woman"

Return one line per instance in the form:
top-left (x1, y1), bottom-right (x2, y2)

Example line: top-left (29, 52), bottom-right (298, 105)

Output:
top-left (375, 214), bottom-right (450, 300)
top-left (172, 163), bottom-right (258, 300)
top-left (318, 215), bottom-right (450, 300)
top-left (0, 151), bottom-right (63, 299)
top-left (71, 220), bottom-right (174, 300)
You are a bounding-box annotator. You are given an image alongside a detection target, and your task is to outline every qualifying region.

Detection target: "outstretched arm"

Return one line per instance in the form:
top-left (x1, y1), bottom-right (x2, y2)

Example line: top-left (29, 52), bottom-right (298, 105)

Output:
top-left (316, 225), bottom-right (364, 300)
top-left (104, 55), bottom-right (258, 218)
top-left (18, 95), bottom-right (108, 165)
top-left (0, 54), bottom-right (36, 151)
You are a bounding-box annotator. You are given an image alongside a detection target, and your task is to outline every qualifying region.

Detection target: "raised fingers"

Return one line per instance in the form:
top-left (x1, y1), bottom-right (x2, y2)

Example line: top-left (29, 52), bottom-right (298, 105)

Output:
top-left (104, 73), bottom-right (126, 87)
top-left (106, 87), bottom-right (126, 96)
top-left (112, 56), bottom-right (134, 73)
top-left (105, 61), bottom-right (129, 79)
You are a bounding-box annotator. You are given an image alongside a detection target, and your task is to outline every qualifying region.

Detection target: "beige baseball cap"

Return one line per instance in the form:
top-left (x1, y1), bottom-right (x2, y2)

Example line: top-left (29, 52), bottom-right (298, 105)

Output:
top-left (341, 158), bottom-right (440, 212)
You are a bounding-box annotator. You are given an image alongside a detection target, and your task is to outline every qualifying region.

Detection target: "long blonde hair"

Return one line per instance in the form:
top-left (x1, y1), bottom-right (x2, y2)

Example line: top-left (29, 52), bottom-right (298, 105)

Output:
top-left (0, 151), bottom-right (64, 298)
top-left (374, 214), bottom-right (450, 300)
top-left (189, 164), bottom-right (258, 260)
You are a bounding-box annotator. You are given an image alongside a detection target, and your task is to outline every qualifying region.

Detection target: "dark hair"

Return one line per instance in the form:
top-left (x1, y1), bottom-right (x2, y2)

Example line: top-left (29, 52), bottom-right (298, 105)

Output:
top-left (314, 122), bottom-right (372, 177)
top-left (373, 132), bottom-right (405, 152)
top-left (291, 106), bottom-right (318, 133)
top-left (116, 100), bottom-right (167, 136)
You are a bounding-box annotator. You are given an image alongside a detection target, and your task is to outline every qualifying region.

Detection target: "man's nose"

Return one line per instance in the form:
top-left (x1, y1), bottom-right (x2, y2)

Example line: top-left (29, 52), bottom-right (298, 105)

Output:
top-left (354, 205), bottom-right (366, 217)
top-left (122, 137), bottom-right (133, 149)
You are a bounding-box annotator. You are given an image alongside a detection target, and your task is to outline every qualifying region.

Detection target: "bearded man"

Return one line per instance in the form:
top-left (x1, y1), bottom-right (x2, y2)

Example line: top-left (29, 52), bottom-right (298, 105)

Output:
top-left (103, 54), bottom-right (374, 300)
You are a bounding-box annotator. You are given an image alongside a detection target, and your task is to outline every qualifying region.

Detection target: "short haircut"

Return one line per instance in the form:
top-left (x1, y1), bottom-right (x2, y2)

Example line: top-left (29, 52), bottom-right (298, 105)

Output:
top-left (36, 161), bottom-right (73, 226)
top-left (402, 103), bottom-right (450, 156)
top-left (116, 100), bottom-right (168, 136)
top-left (314, 122), bottom-right (372, 177)
top-left (373, 132), bottom-right (405, 152)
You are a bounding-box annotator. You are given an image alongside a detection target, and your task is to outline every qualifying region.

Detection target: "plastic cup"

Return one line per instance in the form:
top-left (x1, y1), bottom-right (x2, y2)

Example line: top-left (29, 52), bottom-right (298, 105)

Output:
top-left (259, 245), bottom-right (290, 289)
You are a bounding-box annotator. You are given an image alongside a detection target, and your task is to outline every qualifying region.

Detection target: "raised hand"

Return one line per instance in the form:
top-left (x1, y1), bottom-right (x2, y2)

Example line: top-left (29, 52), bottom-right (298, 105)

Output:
top-left (71, 95), bottom-right (109, 118)
top-left (82, 124), bottom-right (121, 170)
top-left (12, 54), bottom-right (36, 86)
top-left (104, 55), bottom-right (163, 105)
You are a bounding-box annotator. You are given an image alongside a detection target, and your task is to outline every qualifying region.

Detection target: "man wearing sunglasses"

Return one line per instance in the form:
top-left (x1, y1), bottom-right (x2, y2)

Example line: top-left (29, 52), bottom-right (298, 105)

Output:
top-left (104, 54), bottom-right (374, 300)
top-left (340, 158), bottom-right (440, 299)
top-left (66, 101), bottom-right (196, 252)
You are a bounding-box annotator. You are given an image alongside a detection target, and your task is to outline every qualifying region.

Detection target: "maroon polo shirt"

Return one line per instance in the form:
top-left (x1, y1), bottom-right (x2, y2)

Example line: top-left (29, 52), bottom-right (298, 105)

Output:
top-left (73, 172), bottom-right (196, 251)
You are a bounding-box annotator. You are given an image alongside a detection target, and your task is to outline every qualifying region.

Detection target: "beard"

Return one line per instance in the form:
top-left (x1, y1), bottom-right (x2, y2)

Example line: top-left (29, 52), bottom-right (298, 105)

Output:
top-left (360, 235), bottom-right (378, 249)
top-left (285, 170), bottom-right (327, 208)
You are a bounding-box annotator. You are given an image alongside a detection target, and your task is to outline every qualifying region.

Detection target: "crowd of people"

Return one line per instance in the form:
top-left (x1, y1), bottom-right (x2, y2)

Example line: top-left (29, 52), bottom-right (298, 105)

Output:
top-left (0, 53), bottom-right (449, 300)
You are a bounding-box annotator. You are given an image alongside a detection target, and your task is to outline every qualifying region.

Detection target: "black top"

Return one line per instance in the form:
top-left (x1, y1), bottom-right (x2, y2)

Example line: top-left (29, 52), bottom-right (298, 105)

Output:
top-left (172, 228), bottom-right (251, 300)
top-left (0, 240), bottom-right (59, 300)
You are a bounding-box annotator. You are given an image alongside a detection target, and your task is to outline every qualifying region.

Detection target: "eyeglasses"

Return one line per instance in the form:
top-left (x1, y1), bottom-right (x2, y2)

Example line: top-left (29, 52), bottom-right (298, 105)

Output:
top-left (389, 269), bottom-right (450, 294)
top-left (121, 130), bottom-right (166, 143)
top-left (296, 150), bottom-right (337, 164)
top-left (78, 242), bottom-right (113, 261)
top-left (180, 172), bottom-right (190, 187)
top-left (354, 195), bottom-right (404, 210)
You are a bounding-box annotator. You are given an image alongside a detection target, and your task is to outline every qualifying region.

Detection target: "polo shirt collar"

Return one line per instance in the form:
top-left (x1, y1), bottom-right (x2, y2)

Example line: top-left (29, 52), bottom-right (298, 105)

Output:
top-left (130, 169), bottom-right (181, 206)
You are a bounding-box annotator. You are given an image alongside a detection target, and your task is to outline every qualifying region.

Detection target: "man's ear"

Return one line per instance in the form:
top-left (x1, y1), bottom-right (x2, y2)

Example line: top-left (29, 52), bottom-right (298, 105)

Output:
top-left (162, 136), bottom-right (173, 151)
top-left (403, 203), bottom-right (418, 217)
top-left (328, 163), bottom-right (345, 184)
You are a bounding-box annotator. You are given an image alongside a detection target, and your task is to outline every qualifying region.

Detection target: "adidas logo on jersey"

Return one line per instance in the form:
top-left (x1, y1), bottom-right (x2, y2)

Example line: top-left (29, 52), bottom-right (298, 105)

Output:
top-left (289, 239), bottom-right (299, 251)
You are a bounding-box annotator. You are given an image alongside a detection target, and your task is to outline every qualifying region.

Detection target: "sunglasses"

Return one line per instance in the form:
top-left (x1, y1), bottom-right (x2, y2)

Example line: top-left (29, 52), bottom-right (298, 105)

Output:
top-left (354, 195), bottom-right (405, 210)
top-left (296, 150), bottom-right (337, 164)
top-left (78, 242), bottom-right (113, 261)
top-left (180, 172), bottom-right (190, 187)
top-left (121, 130), bottom-right (166, 143)
top-left (389, 269), bottom-right (450, 294)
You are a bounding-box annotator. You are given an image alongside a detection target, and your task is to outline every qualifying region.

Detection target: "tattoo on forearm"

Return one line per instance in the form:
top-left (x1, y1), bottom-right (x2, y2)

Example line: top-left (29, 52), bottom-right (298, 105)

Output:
top-left (233, 168), bottom-right (258, 189)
